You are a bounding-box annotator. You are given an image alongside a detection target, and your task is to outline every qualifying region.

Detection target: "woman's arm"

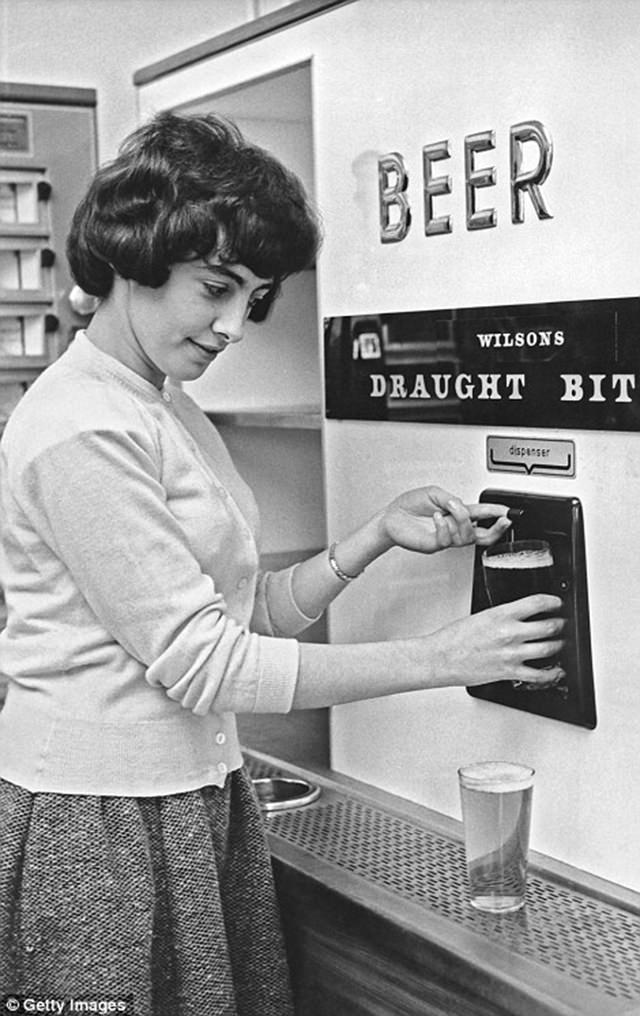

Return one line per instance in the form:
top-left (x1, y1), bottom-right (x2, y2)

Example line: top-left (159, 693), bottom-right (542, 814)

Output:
top-left (289, 486), bottom-right (513, 621)
top-left (14, 431), bottom-right (563, 715)
top-left (293, 594), bottom-right (566, 709)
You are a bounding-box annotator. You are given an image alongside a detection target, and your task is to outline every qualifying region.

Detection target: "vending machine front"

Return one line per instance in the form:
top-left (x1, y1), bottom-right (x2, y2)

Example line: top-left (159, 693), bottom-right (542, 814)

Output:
top-left (469, 488), bottom-right (596, 729)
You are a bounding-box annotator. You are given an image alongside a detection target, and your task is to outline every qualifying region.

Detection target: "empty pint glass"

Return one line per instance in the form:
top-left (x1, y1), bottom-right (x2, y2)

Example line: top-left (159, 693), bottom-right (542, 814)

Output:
top-left (458, 761), bottom-right (535, 913)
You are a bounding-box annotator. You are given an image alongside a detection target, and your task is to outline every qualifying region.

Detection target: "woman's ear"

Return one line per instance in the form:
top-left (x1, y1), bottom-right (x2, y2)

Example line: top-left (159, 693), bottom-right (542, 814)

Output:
top-left (248, 282), bottom-right (280, 323)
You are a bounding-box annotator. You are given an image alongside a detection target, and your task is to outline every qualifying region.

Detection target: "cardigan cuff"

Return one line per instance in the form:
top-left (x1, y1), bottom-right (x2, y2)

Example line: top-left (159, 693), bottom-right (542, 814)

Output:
top-left (265, 563), bottom-right (323, 637)
top-left (253, 635), bottom-right (300, 713)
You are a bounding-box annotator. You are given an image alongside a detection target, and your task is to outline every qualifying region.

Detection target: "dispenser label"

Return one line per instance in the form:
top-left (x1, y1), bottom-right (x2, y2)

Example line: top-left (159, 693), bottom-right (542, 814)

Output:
top-left (324, 297), bottom-right (640, 431)
top-left (486, 436), bottom-right (576, 477)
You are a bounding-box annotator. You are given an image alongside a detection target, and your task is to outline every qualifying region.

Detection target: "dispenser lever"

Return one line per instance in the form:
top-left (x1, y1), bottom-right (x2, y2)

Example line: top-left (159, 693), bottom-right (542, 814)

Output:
top-left (475, 508), bottom-right (524, 529)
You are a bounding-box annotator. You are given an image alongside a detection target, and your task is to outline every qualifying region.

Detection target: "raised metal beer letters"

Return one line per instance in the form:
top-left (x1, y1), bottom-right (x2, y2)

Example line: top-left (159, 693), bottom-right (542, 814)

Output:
top-left (378, 119), bottom-right (554, 242)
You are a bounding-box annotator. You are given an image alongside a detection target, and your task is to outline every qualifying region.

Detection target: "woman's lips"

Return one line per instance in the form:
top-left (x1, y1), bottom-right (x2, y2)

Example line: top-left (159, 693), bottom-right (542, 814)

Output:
top-left (187, 337), bottom-right (220, 357)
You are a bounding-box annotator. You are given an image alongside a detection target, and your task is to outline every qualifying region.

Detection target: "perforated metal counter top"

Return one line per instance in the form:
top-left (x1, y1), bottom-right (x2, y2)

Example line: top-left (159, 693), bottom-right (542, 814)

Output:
top-left (245, 752), bottom-right (640, 1015)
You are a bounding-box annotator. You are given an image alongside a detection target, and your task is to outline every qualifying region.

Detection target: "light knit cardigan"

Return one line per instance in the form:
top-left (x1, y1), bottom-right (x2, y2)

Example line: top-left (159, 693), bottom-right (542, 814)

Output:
top-left (0, 332), bottom-right (314, 796)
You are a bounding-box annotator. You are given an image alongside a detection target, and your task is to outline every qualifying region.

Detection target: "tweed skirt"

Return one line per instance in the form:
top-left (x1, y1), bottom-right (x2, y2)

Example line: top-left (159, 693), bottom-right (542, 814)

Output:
top-left (0, 767), bottom-right (294, 1016)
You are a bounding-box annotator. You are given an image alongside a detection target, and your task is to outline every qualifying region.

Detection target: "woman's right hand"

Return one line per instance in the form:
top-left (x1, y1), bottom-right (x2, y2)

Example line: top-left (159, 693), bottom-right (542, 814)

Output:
top-left (428, 595), bottom-right (566, 688)
top-left (294, 593), bottom-right (566, 710)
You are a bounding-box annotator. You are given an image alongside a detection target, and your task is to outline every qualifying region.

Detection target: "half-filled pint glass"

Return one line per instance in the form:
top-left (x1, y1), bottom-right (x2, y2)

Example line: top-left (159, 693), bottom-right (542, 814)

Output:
top-left (482, 539), bottom-right (555, 607)
top-left (482, 539), bottom-right (558, 674)
top-left (458, 761), bottom-right (535, 913)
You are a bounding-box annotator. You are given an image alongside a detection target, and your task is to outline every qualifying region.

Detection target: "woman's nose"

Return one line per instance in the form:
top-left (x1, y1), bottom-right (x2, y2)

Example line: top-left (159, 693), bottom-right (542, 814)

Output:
top-left (211, 324), bottom-right (243, 346)
top-left (211, 297), bottom-right (249, 345)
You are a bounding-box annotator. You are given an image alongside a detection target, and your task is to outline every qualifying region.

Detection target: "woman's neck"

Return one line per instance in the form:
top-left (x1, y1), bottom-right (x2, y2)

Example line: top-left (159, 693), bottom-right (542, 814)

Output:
top-left (85, 290), bottom-right (165, 389)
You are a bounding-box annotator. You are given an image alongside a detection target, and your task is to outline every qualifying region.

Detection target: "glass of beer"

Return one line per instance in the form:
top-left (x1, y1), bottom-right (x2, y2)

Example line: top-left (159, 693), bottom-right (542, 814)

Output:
top-left (482, 539), bottom-right (558, 676)
top-left (458, 761), bottom-right (535, 913)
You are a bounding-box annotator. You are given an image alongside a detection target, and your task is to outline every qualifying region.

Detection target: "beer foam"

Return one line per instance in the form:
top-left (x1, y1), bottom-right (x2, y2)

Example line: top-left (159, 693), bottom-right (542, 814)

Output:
top-left (458, 761), bottom-right (535, 793)
top-left (483, 548), bottom-right (553, 570)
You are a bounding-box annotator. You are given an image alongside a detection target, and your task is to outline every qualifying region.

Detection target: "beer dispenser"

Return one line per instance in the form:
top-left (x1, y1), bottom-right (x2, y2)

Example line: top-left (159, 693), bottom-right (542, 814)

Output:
top-left (469, 488), bottom-right (596, 729)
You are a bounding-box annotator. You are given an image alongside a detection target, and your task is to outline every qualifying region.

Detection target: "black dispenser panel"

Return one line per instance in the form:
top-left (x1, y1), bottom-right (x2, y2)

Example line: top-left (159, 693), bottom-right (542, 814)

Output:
top-left (468, 489), bottom-right (596, 729)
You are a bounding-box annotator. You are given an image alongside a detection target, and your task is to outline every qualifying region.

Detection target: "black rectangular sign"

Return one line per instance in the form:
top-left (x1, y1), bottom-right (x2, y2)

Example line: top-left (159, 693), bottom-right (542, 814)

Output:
top-left (324, 297), bottom-right (640, 431)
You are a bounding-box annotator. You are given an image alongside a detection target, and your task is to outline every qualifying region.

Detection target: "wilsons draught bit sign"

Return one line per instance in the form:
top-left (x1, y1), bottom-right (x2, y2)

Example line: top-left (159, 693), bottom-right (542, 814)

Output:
top-left (323, 298), bottom-right (640, 431)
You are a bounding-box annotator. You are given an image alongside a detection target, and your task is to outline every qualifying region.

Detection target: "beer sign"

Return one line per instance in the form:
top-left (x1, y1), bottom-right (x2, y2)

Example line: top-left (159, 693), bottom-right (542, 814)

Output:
top-left (323, 297), bottom-right (640, 431)
top-left (377, 120), bottom-right (553, 242)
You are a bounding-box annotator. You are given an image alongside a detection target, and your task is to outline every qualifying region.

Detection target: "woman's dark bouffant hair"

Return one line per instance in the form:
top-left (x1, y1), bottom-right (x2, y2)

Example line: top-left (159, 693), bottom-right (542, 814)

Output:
top-left (66, 111), bottom-right (321, 321)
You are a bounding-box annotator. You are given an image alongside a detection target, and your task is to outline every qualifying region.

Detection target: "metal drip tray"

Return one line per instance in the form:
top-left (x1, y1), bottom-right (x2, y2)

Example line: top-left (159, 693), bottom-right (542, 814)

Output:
top-left (252, 776), bottom-right (321, 812)
top-left (244, 752), bottom-right (640, 1012)
top-left (270, 798), bottom-right (640, 1002)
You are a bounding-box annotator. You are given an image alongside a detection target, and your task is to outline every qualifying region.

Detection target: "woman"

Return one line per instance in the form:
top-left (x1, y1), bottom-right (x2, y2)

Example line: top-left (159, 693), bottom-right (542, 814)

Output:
top-left (0, 113), bottom-right (564, 1014)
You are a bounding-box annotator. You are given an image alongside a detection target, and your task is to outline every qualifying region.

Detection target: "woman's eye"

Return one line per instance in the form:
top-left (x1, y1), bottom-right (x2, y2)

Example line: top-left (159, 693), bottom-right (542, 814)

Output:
top-left (204, 284), bottom-right (228, 300)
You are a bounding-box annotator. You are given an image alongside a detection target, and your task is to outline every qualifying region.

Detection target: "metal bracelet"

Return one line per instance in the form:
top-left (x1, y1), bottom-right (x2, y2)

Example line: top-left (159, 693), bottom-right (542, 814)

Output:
top-left (328, 542), bottom-right (361, 582)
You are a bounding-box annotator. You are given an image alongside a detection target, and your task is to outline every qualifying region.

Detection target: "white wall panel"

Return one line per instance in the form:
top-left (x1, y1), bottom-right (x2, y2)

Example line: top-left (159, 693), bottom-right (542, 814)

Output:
top-left (139, 0), bottom-right (640, 890)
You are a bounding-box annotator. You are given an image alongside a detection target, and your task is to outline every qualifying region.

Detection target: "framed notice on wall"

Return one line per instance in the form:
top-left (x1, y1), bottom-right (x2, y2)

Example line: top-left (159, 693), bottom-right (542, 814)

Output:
top-left (0, 111), bottom-right (33, 156)
top-left (324, 297), bottom-right (640, 431)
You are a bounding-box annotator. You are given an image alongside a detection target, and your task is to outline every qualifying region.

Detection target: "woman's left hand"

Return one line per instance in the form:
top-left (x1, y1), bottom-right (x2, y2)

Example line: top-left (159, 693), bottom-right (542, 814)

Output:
top-left (379, 485), bottom-right (512, 554)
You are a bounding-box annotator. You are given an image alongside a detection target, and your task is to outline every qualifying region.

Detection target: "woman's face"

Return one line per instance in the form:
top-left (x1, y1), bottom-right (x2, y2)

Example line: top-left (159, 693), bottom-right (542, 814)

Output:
top-left (122, 257), bottom-right (274, 386)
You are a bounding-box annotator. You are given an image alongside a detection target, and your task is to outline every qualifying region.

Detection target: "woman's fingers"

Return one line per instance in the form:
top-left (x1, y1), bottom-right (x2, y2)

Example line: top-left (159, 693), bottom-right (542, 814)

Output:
top-left (467, 502), bottom-right (512, 545)
top-left (513, 661), bottom-right (566, 686)
top-left (521, 617), bottom-right (566, 643)
top-left (507, 594), bottom-right (564, 619)
top-left (523, 637), bottom-right (565, 659)
top-left (432, 511), bottom-right (453, 547)
top-left (510, 601), bottom-right (566, 684)
top-left (431, 496), bottom-right (476, 547)
top-left (473, 518), bottom-right (512, 545)
top-left (468, 502), bottom-right (509, 522)
top-left (480, 597), bottom-right (566, 685)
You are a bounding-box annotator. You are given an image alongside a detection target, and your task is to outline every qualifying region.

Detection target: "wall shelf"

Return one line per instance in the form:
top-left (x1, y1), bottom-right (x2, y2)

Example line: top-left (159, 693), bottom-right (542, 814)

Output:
top-left (0, 361), bottom-right (47, 379)
top-left (206, 406), bottom-right (323, 430)
top-left (0, 224), bottom-right (49, 239)
top-left (0, 289), bottom-right (51, 304)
